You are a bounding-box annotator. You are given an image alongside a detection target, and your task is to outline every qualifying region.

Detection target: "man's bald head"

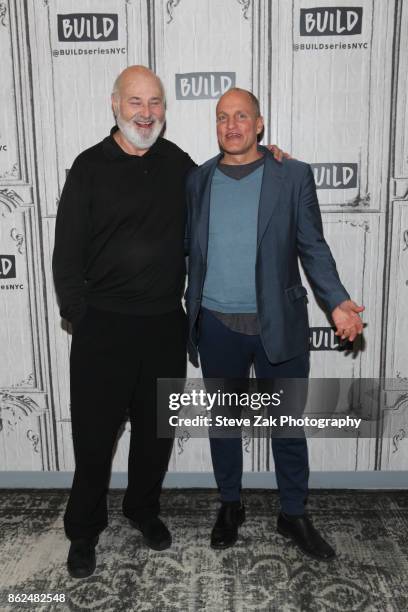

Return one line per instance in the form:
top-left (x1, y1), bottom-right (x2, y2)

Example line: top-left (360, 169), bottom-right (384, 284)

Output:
top-left (215, 87), bottom-right (264, 162)
top-left (111, 65), bottom-right (166, 153)
top-left (216, 87), bottom-right (261, 118)
top-left (112, 65), bottom-right (165, 104)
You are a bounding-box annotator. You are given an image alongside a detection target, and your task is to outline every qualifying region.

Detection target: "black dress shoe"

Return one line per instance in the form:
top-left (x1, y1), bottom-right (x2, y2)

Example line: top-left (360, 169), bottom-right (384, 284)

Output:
top-left (130, 517), bottom-right (172, 551)
top-left (67, 536), bottom-right (98, 579)
top-left (211, 502), bottom-right (246, 550)
top-left (277, 512), bottom-right (336, 561)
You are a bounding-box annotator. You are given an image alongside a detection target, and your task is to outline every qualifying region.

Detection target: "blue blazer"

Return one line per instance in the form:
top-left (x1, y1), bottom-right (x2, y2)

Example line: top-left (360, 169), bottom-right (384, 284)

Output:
top-left (185, 146), bottom-right (350, 367)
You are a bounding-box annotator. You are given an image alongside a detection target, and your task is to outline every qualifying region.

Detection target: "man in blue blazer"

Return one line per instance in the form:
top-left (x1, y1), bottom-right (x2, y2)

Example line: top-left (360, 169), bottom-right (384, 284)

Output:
top-left (185, 88), bottom-right (364, 560)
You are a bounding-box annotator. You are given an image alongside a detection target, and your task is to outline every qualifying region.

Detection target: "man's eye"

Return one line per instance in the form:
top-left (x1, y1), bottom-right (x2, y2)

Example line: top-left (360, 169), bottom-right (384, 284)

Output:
top-left (238, 113), bottom-right (247, 119)
top-left (217, 116), bottom-right (226, 123)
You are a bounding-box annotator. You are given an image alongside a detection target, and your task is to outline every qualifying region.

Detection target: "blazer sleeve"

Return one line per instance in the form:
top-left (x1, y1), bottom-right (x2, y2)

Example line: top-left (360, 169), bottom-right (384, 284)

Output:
top-left (296, 164), bottom-right (350, 313)
top-left (184, 165), bottom-right (198, 257)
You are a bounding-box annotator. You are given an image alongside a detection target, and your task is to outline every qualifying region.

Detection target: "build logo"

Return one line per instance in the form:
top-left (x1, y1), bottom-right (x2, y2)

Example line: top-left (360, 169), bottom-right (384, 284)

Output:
top-left (310, 327), bottom-right (353, 351)
top-left (311, 163), bottom-right (358, 189)
top-left (300, 7), bottom-right (363, 36)
top-left (0, 255), bottom-right (16, 279)
top-left (57, 14), bottom-right (118, 42)
top-left (175, 73), bottom-right (236, 100)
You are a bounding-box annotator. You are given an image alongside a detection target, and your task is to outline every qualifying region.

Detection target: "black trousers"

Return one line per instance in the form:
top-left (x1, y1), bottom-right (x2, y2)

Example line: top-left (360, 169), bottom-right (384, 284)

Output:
top-left (64, 305), bottom-right (187, 540)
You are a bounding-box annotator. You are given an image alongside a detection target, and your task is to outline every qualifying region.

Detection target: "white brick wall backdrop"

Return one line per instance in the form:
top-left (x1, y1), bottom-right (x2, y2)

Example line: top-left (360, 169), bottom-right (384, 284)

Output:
top-left (0, 0), bottom-right (407, 476)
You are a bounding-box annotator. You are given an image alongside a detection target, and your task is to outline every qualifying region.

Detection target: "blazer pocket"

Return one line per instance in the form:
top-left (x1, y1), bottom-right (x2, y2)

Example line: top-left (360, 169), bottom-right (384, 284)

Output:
top-left (285, 284), bottom-right (308, 303)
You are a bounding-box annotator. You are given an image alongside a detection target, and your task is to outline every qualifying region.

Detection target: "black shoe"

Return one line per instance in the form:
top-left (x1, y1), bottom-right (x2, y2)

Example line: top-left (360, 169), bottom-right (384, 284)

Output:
top-left (130, 517), bottom-right (172, 551)
top-left (67, 536), bottom-right (98, 579)
top-left (211, 502), bottom-right (246, 550)
top-left (277, 512), bottom-right (336, 561)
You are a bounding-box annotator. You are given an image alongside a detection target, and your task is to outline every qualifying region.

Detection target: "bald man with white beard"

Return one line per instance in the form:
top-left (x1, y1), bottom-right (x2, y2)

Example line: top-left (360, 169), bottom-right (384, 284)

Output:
top-left (53, 66), bottom-right (192, 578)
top-left (53, 65), bottom-right (288, 578)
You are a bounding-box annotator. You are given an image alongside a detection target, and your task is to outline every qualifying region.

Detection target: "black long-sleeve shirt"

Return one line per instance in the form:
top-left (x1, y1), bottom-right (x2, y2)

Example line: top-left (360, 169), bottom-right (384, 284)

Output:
top-left (52, 127), bottom-right (195, 327)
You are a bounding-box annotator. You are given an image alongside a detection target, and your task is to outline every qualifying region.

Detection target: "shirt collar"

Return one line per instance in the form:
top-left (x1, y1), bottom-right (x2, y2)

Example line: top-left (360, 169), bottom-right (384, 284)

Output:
top-left (102, 125), bottom-right (168, 160)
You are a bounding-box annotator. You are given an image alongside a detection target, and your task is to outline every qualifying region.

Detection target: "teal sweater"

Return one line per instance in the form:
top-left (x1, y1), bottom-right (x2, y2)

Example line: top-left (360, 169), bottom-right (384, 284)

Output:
top-left (202, 165), bottom-right (264, 313)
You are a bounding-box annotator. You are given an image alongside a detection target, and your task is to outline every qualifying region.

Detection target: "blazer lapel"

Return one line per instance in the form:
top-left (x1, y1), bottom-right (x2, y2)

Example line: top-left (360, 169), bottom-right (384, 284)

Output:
top-left (257, 148), bottom-right (284, 249)
top-left (197, 155), bottom-right (221, 263)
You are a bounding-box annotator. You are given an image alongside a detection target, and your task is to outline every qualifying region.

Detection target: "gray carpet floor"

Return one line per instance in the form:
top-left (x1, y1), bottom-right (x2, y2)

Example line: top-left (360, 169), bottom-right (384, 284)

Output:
top-left (0, 489), bottom-right (407, 611)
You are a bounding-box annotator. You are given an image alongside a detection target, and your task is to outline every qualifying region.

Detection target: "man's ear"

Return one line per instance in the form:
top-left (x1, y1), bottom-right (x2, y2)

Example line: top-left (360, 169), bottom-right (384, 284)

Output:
top-left (256, 115), bottom-right (264, 135)
top-left (111, 94), bottom-right (118, 117)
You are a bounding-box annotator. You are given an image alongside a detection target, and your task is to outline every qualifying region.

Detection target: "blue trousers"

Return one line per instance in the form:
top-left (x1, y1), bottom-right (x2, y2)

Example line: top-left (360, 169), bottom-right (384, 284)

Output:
top-left (198, 308), bottom-right (310, 515)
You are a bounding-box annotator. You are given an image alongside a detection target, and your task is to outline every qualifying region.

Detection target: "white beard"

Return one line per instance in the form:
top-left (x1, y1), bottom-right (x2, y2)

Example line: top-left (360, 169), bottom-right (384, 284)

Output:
top-left (116, 112), bottom-right (164, 150)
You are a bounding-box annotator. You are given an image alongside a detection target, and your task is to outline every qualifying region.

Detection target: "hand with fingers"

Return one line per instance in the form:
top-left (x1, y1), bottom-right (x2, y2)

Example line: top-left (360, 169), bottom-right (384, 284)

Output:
top-left (266, 144), bottom-right (293, 162)
top-left (331, 300), bottom-right (365, 342)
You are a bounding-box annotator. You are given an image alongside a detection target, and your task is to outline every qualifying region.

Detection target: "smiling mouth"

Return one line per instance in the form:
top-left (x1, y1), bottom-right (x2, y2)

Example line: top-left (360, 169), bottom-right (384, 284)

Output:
top-left (226, 132), bottom-right (241, 139)
top-left (134, 121), bottom-right (154, 129)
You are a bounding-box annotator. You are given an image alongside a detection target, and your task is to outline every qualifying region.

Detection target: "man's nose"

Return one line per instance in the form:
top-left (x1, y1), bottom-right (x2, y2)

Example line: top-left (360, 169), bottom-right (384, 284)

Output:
top-left (139, 104), bottom-right (150, 118)
top-left (226, 116), bottom-right (237, 130)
